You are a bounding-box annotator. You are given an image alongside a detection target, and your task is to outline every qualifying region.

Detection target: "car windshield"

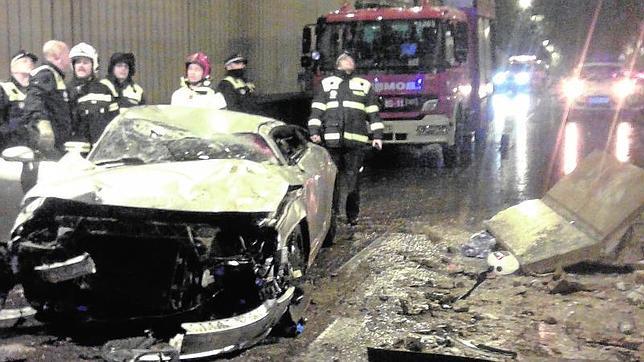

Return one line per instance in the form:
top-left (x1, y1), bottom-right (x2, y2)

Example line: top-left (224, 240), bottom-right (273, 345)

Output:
top-left (317, 19), bottom-right (446, 72)
top-left (580, 65), bottom-right (623, 81)
top-left (89, 118), bottom-right (277, 165)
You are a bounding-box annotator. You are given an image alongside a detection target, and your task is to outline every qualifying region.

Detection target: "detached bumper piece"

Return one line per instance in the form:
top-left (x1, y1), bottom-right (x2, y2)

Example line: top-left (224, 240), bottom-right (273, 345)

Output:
top-left (34, 253), bottom-right (96, 283)
top-left (102, 287), bottom-right (295, 361)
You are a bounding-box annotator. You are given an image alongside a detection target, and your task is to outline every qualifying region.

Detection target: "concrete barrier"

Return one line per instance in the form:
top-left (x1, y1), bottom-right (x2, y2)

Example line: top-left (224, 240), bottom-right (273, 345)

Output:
top-left (486, 151), bottom-right (644, 273)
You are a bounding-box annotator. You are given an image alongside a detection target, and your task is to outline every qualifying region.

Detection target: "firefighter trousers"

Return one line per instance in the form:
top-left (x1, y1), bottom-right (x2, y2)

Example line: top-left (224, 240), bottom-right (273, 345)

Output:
top-left (328, 147), bottom-right (365, 224)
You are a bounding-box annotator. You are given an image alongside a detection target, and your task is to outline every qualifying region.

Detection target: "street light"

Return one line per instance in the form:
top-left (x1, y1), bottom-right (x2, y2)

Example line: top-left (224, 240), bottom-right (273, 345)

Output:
top-left (546, 45), bottom-right (555, 53)
top-left (542, 40), bottom-right (550, 46)
top-left (518, 0), bottom-right (532, 10)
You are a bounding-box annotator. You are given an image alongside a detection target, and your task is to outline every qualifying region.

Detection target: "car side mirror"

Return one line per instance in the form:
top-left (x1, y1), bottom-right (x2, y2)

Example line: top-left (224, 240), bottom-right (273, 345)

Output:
top-left (1, 146), bottom-right (35, 163)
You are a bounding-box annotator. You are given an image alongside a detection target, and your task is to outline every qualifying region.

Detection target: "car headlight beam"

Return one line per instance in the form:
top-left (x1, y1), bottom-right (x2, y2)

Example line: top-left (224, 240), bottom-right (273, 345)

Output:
top-left (612, 78), bottom-right (637, 98)
top-left (562, 78), bottom-right (584, 100)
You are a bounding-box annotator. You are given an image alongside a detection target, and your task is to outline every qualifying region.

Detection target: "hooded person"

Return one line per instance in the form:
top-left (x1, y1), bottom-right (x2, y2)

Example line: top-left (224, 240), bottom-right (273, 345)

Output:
top-left (216, 53), bottom-right (262, 115)
top-left (170, 52), bottom-right (226, 109)
top-left (0, 50), bottom-right (38, 150)
top-left (67, 42), bottom-right (119, 144)
top-left (101, 52), bottom-right (145, 109)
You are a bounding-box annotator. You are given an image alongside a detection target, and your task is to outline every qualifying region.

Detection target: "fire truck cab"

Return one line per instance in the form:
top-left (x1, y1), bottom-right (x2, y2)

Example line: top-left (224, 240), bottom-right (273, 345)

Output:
top-left (301, 0), bottom-right (495, 166)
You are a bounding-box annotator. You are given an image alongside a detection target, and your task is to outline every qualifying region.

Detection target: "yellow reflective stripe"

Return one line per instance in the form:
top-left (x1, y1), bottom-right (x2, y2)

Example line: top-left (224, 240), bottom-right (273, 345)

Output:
top-left (108, 102), bottom-right (119, 112)
top-left (308, 118), bottom-right (322, 127)
top-left (370, 122), bottom-right (384, 131)
top-left (33, 65), bottom-right (66, 90)
top-left (122, 85), bottom-right (143, 102)
top-left (224, 76), bottom-right (245, 89)
top-left (342, 101), bottom-right (365, 111)
top-left (311, 102), bottom-right (327, 111)
top-left (0, 82), bottom-right (25, 101)
top-left (99, 79), bottom-right (118, 97)
top-left (344, 132), bottom-right (369, 143)
top-left (324, 133), bottom-right (341, 140)
top-left (77, 93), bottom-right (113, 103)
top-left (365, 105), bottom-right (379, 113)
top-left (326, 101), bottom-right (339, 109)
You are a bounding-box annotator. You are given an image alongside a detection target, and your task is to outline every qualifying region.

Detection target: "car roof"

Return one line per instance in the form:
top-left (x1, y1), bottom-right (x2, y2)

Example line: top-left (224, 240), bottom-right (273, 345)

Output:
top-left (118, 105), bottom-right (284, 136)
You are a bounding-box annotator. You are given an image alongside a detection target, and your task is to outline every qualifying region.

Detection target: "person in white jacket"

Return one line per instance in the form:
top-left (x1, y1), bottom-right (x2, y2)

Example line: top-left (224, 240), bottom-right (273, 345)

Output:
top-left (170, 52), bottom-right (226, 109)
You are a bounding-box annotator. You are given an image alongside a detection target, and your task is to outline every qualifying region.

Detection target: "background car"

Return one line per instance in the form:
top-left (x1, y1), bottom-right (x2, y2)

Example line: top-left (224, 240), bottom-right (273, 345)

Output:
top-left (0, 106), bottom-right (337, 358)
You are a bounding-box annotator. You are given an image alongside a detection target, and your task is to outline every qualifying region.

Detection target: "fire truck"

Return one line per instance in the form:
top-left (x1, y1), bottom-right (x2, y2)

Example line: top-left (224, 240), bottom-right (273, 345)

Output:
top-left (300, 0), bottom-right (495, 166)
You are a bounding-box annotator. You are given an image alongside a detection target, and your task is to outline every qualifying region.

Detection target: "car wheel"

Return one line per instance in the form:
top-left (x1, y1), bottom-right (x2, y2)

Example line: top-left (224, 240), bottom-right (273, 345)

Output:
top-left (323, 211), bottom-right (337, 247)
top-left (287, 224), bottom-right (307, 279)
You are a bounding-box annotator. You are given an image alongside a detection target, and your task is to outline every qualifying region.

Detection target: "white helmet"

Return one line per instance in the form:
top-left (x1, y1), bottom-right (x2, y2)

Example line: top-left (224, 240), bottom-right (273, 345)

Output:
top-left (70, 42), bottom-right (99, 72)
top-left (486, 251), bottom-right (519, 275)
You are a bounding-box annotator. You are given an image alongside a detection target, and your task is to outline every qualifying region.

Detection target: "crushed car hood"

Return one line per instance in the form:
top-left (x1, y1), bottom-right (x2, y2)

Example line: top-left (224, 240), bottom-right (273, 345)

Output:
top-left (25, 159), bottom-right (289, 213)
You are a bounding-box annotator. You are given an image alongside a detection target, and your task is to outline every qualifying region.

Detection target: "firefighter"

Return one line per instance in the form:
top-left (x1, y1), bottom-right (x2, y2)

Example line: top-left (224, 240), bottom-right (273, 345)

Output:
top-left (22, 40), bottom-right (72, 155)
top-left (217, 53), bottom-right (261, 114)
top-left (102, 52), bottom-right (145, 109)
top-left (67, 42), bottom-right (119, 144)
top-left (171, 51), bottom-right (226, 109)
top-left (308, 52), bottom-right (383, 227)
top-left (0, 51), bottom-right (37, 150)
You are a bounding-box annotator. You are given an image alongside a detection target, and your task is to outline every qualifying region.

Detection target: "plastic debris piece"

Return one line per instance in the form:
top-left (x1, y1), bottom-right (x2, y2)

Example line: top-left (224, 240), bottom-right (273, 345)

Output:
top-left (461, 231), bottom-right (496, 258)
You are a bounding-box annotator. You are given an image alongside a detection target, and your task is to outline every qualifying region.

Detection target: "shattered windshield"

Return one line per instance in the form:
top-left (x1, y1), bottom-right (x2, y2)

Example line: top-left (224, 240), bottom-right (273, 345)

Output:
top-left (317, 19), bottom-right (444, 72)
top-left (89, 118), bottom-right (277, 165)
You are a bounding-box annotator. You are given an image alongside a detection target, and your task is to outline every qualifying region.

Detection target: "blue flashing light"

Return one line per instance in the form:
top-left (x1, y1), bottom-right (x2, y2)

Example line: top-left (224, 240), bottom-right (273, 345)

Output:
top-left (493, 72), bottom-right (507, 85)
top-left (515, 72), bottom-right (531, 85)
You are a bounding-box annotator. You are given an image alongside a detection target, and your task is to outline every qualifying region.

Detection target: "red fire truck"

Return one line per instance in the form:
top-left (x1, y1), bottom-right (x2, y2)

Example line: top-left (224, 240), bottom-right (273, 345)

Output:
top-left (300, 0), bottom-right (495, 166)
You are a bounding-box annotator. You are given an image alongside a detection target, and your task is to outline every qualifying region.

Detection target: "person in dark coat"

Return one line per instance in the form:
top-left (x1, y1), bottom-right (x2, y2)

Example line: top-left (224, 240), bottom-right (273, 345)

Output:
top-left (22, 40), bottom-right (72, 155)
top-left (308, 52), bottom-right (383, 227)
top-left (67, 42), bottom-right (119, 144)
top-left (217, 53), bottom-right (261, 114)
top-left (101, 52), bottom-right (145, 109)
top-left (0, 51), bottom-right (37, 150)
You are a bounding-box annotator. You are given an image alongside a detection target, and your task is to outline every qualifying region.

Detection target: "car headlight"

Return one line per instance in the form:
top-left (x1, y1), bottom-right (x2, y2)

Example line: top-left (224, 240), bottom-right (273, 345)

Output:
top-left (562, 78), bottom-right (584, 100)
top-left (515, 72), bottom-right (531, 85)
top-left (493, 72), bottom-right (507, 85)
top-left (11, 197), bottom-right (45, 234)
top-left (612, 78), bottom-right (637, 98)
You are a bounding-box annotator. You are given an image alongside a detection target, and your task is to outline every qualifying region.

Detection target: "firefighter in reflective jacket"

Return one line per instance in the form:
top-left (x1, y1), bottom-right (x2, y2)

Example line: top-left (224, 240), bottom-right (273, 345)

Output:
top-left (308, 52), bottom-right (383, 227)
top-left (102, 52), bottom-right (145, 110)
top-left (22, 40), bottom-right (72, 155)
top-left (67, 42), bottom-right (119, 144)
top-left (0, 51), bottom-right (37, 150)
top-left (171, 52), bottom-right (226, 109)
top-left (217, 53), bottom-right (261, 114)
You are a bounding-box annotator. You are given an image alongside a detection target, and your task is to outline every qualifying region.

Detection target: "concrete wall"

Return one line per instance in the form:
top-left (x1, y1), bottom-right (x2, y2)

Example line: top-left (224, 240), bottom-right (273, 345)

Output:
top-left (0, 0), bottom-right (343, 103)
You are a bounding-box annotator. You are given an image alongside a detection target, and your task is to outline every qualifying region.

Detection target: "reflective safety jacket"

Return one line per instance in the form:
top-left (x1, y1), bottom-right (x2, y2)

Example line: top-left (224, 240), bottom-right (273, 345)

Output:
top-left (68, 76), bottom-right (119, 144)
top-left (0, 78), bottom-right (30, 147)
top-left (217, 75), bottom-right (261, 114)
top-left (308, 72), bottom-right (383, 148)
top-left (101, 77), bottom-right (146, 109)
top-left (22, 62), bottom-right (72, 151)
top-left (171, 77), bottom-right (226, 109)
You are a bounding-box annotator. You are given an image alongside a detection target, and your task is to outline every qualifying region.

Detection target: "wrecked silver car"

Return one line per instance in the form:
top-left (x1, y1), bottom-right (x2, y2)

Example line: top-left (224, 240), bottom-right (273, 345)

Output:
top-left (0, 106), bottom-right (337, 358)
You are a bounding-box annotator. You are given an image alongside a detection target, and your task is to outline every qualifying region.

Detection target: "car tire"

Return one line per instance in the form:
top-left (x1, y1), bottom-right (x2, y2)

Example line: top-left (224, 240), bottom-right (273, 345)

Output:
top-left (287, 224), bottom-right (307, 278)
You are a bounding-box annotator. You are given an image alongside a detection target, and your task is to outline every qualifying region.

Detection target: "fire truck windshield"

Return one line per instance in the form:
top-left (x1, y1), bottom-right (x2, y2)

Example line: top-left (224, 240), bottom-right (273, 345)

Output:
top-left (317, 19), bottom-right (451, 73)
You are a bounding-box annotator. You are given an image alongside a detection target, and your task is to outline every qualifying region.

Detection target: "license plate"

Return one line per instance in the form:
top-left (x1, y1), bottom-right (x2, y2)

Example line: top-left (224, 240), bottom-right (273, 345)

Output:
top-left (587, 96), bottom-right (610, 105)
top-left (384, 97), bottom-right (405, 108)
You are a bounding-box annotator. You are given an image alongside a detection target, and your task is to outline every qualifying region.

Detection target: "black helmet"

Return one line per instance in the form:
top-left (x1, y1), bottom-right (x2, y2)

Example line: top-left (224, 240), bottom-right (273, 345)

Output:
top-left (10, 50), bottom-right (38, 66)
top-left (108, 52), bottom-right (136, 79)
top-left (224, 53), bottom-right (247, 67)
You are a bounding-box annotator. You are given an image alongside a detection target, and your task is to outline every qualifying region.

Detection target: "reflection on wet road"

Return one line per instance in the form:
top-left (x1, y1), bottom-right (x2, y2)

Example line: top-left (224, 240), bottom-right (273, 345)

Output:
top-left (361, 92), bottom-right (560, 228)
